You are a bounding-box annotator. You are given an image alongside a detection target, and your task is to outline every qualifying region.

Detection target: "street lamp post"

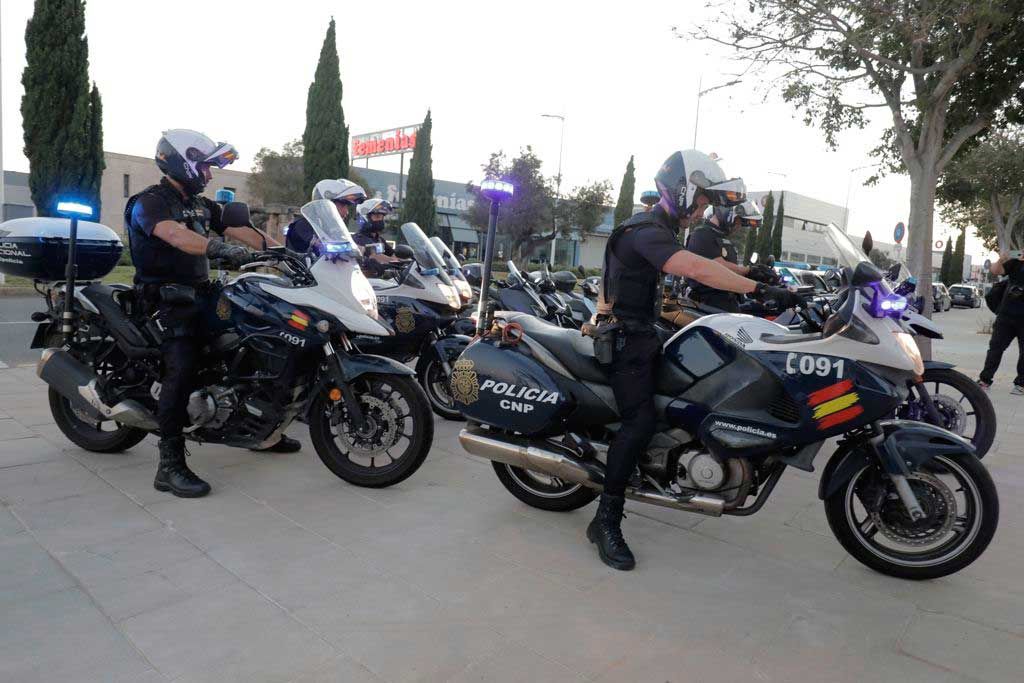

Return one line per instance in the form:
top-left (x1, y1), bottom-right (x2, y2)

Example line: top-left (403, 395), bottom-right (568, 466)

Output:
top-left (843, 164), bottom-right (876, 232)
top-left (693, 75), bottom-right (741, 148)
top-left (541, 113), bottom-right (565, 266)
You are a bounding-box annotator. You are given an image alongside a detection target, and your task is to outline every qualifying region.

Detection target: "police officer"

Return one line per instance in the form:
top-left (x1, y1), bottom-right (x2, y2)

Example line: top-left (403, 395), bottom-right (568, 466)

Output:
top-left (354, 199), bottom-right (404, 277)
top-left (591, 149), bottom-right (801, 570)
top-left (285, 179), bottom-right (367, 253)
top-left (685, 200), bottom-right (776, 312)
top-left (127, 130), bottom-right (297, 499)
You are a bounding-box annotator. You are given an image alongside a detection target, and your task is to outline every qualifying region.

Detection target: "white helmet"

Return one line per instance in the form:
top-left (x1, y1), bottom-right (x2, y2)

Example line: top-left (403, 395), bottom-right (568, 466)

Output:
top-left (155, 129), bottom-right (238, 195)
top-left (357, 198), bottom-right (394, 219)
top-left (311, 178), bottom-right (367, 205)
top-left (655, 149), bottom-right (746, 219)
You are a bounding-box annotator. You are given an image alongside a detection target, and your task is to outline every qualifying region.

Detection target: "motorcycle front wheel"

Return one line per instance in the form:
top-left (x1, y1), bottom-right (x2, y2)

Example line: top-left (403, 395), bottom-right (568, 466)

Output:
top-left (824, 454), bottom-right (998, 580)
top-left (309, 374), bottom-right (433, 488)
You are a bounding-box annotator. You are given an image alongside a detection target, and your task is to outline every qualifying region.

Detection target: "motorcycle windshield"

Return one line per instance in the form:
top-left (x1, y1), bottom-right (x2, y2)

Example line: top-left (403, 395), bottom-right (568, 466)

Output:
top-left (301, 200), bottom-right (357, 254)
top-left (429, 236), bottom-right (467, 281)
top-left (401, 223), bottom-right (452, 286)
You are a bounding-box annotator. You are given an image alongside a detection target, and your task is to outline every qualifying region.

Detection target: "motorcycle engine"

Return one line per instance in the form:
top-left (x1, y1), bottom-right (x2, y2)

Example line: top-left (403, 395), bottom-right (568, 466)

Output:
top-left (185, 385), bottom-right (236, 431)
top-left (675, 448), bottom-right (753, 507)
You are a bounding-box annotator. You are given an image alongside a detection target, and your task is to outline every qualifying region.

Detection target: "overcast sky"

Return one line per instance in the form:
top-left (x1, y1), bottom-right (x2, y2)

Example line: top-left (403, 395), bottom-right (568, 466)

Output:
top-left (1, 0), bottom-right (994, 261)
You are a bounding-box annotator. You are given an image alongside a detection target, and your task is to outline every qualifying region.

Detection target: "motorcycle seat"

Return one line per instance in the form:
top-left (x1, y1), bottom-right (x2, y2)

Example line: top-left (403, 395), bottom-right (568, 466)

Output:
top-left (496, 312), bottom-right (609, 384)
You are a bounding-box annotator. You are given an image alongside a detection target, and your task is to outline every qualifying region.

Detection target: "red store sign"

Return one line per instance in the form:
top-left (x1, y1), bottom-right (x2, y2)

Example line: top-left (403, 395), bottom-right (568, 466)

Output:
top-left (351, 125), bottom-right (420, 160)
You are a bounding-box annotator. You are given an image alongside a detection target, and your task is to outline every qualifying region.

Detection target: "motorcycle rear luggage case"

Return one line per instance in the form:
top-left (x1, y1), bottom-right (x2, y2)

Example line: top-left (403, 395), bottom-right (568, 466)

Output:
top-left (0, 217), bottom-right (123, 281)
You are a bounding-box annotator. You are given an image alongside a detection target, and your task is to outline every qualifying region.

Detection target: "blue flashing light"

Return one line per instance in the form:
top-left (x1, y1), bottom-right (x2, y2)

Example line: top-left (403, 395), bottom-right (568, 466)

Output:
top-left (324, 241), bottom-right (353, 254)
top-left (56, 201), bottom-right (94, 217)
top-left (215, 189), bottom-right (236, 203)
top-left (480, 178), bottom-right (514, 201)
top-left (420, 267), bottom-right (440, 276)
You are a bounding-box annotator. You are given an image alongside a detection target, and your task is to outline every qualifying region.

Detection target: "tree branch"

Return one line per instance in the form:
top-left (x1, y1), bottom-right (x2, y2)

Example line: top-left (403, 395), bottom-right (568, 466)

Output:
top-left (938, 117), bottom-right (990, 172)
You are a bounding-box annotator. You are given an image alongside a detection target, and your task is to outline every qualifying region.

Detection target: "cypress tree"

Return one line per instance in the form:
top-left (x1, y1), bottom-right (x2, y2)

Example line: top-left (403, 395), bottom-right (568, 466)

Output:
top-left (756, 192), bottom-right (775, 259)
top-left (612, 155), bottom-right (636, 227)
top-left (939, 240), bottom-right (953, 285)
top-left (21, 0), bottom-right (101, 217)
top-left (86, 84), bottom-right (104, 218)
top-left (771, 192), bottom-right (785, 259)
top-left (302, 18), bottom-right (349, 197)
top-left (950, 228), bottom-right (966, 285)
top-left (400, 111), bottom-right (440, 240)
top-left (743, 224), bottom-right (758, 265)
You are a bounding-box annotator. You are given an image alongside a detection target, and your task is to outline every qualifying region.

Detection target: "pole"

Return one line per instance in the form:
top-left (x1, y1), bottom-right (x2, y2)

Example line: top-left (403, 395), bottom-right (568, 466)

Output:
top-left (692, 73), bottom-right (703, 148)
top-left (552, 116), bottom-right (565, 266)
top-left (62, 217), bottom-right (80, 340)
top-left (476, 199), bottom-right (500, 336)
top-left (1, 17), bottom-right (5, 224)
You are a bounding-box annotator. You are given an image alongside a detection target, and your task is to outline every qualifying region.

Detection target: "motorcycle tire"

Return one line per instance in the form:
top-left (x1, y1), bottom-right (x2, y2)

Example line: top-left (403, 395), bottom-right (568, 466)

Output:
top-left (418, 357), bottom-right (464, 421)
top-left (49, 388), bottom-right (148, 453)
top-left (309, 373), bottom-right (433, 488)
top-left (919, 368), bottom-right (996, 458)
top-left (824, 453), bottom-right (997, 580)
top-left (492, 461), bottom-right (597, 511)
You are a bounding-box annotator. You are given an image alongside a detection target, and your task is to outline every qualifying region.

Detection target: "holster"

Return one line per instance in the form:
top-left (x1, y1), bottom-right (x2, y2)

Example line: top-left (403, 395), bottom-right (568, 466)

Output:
top-left (589, 321), bottom-right (621, 366)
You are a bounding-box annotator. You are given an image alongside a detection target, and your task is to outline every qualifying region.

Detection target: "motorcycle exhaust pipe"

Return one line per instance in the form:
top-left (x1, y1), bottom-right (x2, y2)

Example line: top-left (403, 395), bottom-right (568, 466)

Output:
top-left (459, 427), bottom-right (605, 489)
top-left (459, 427), bottom-right (725, 516)
top-left (37, 348), bottom-right (158, 431)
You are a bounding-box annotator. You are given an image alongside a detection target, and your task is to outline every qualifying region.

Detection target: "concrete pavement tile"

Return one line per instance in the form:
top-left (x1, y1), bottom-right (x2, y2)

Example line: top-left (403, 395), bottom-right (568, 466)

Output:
top-left (287, 655), bottom-right (385, 683)
top-left (98, 460), bottom-right (223, 506)
top-left (0, 587), bottom-right (154, 683)
top-left (119, 582), bottom-right (337, 682)
top-left (14, 490), bottom-right (163, 553)
top-left (56, 525), bottom-right (203, 583)
top-left (446, 642), bottom-right (587, 683)
top-left (0, 505), bottom-right (25, 535)
top-left (292, 574), bottom-right (445, 629)
top-left (0, 417), bottom-right (36, 440)
top-left (0, 436), bottom-right (64, 467)
top-left (336, 623), bottom-right (507, 683)
top-left (377, 540), bottom-right (519, 603)
top-left (0, 531), bottom-right (76, 606)
top-left (234, 546), bottom-right (379, 612)
top-left (441, 566), bottom-right (591, 622)
top-left (203, 522), bottom-right (337, 579)
top-left (900, 611), bottom-right (1022, 681)
top-left (215, 454), bottom-right (342, 503)
top-left (0, 457), bottom-right (110, 505)
top-left (65, 441), bottom-right (157, 473)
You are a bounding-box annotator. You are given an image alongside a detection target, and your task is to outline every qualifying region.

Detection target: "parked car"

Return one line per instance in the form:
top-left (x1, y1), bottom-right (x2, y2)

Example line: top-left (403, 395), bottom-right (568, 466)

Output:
top-left (948, 283), bottom-right (982, 308)
top-left (932, 282), bottom-right (952, 312)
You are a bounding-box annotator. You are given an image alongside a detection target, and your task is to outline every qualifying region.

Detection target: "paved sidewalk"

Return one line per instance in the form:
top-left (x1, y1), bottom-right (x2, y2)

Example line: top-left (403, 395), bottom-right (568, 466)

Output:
top-left (1, 307), bottom-right (1022, 682)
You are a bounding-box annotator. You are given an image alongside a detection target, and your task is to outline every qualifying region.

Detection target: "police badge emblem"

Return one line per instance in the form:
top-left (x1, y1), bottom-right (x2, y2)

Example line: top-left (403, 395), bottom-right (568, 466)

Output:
top-left (450, 359), bottom-right (479, 404)
top-left (216, 295), bottom-right (232, 320)
top-left (394, 307), bottom-right (416, 333)
top-left (721, 246), bottom-right (729, 258)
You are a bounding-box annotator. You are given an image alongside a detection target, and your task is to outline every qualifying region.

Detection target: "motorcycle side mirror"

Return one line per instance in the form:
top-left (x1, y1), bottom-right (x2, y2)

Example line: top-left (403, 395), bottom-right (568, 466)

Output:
top-left (394, 244), bottom-right (414, 260)
top-left (577, 265), bottom-right (586, 277)
top-left (765, 255), bottom-right (775, 267)
top-left (750, 252), bottom-right (759, 264)
top-left (222, 201), bottom-right (252, 228)
top-left (886, 263), bottom-right (902, 281)
top-left (862, 231), bottom-right (874, 256)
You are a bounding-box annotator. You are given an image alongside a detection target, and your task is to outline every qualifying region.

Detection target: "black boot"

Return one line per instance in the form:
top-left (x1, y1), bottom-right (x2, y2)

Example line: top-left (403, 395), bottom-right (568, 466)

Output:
top-left (154, 437), bottom-right (211, 498)
top-left (250, 435), bottom-right (302, 453)
top-left (587, 493), bottom-right (636, 571)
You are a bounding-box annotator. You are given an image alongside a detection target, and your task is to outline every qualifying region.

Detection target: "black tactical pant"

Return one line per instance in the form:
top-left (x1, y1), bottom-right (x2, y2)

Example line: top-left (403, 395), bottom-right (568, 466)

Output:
top-left (605, 326), bottom-right (662, 497)
top-left (980, 313), bottom-right (1024, 386)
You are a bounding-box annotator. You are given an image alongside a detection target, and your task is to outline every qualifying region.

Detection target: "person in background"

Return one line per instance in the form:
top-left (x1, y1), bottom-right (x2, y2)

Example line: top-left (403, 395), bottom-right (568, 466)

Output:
top-left (979, 250), bottom-right (1024, 394)
top-left (284, 179), bottom-right (366, 253)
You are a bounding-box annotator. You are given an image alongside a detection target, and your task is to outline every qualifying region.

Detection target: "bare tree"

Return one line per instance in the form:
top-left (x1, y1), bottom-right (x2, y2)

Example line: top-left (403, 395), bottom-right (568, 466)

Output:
top-left (693, 0), bottom-right (1024, 353)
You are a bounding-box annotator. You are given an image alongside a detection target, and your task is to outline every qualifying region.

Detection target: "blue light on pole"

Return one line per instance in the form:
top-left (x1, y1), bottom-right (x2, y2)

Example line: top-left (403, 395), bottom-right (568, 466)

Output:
top-left (475, 178), bottom-right (515, 336)
top-left (480, 179), bottom-right (514, 202)
top-left (56, 201), bottom-right (94, 218)
top-left (640, 190), bottom-right (660, 208)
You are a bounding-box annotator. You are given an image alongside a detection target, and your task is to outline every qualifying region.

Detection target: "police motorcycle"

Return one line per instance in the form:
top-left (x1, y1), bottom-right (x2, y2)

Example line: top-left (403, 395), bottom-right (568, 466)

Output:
top-left (767, 231), bottom-right (996, 458)
top-left (453, 235), bottom-right (998, 579)
top-left (353, 223), bottom-right (470, 421)
top-left (23, 200), bottom-right (434, 488)
top-left (528, 261), bottom-right (598, 328)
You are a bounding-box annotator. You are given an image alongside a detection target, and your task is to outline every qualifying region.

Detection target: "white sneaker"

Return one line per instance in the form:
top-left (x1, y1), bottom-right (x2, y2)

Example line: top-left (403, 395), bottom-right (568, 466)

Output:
top-left (1012, 385), bottom-right (1024, 396)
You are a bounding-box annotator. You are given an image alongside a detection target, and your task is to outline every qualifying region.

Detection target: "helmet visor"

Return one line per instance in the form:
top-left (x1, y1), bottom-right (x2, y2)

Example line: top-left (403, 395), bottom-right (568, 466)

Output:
top-left (703, 178), bottom-right (746, 207)
top-left (202, 143), bottom-right (239, 169)
top-left (370, 200), bottom-right (393, 216)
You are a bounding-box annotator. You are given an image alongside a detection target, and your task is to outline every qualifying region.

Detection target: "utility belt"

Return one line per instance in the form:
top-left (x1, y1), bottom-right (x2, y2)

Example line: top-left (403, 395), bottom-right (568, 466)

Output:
top-left (136, 281), bottom-right (219, 342)
top-left (584, 315), bottom-right (655, 365)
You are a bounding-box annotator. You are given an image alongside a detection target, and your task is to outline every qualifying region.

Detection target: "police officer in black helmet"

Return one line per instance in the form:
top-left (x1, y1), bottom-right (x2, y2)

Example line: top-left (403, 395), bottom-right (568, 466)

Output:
top-left (127, 129), bottom-right (299, 500)
top-left (591, 149), bottom-right (800, 570)
top-left (686, 200), bottom-right (776, 312)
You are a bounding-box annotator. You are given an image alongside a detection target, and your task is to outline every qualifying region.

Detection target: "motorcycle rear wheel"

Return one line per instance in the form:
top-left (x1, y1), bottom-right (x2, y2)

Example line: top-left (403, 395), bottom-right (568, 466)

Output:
top-left (824, 454), bottom-right (997, 580)
top-left (492, 462), bottom-right (597, 511)
top-left (309, 374), bottom-right (433, 488)
top-left (49, 388), bottom-right (148, 453)
top-left (901, 368), bottom-right (995, 458)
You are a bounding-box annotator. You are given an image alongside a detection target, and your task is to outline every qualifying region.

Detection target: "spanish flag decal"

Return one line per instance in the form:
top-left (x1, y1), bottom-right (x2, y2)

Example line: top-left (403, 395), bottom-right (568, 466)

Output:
top-left (287, 309), bottom-right (310, 331)
top-left (807, 379), bottom-right (863, 431)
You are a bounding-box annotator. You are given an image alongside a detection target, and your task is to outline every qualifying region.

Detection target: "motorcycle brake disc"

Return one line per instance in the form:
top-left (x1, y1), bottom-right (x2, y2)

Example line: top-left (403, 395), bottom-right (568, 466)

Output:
top-left (871, 471), bottom-right (957, 547)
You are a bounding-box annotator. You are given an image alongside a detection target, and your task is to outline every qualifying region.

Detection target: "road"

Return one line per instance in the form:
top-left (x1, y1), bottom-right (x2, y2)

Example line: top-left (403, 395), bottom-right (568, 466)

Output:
top-left (0, 296), bottom-right (44, 368)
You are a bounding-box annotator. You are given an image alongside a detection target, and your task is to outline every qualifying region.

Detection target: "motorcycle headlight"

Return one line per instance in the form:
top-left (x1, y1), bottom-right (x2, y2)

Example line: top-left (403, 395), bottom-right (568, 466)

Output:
top-left (351, 276), bottom-right (378, 320)
top-left (894, 331), bottom-right (924, 376)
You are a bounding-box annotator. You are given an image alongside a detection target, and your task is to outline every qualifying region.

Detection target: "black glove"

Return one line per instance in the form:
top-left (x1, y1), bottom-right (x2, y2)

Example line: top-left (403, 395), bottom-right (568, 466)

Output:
top-left (747, 263), bottom-right (779, 285)
top-left (755, 282), bottom-right (803, 310)
top-left (206, 240), bottom-right (256, 269)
